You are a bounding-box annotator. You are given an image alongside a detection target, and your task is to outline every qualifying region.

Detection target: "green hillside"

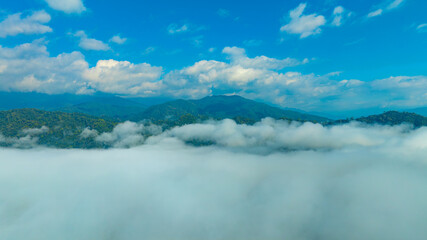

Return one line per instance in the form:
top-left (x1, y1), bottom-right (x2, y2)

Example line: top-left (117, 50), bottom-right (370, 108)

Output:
top-left (333, 111), bottom-right (427, 127)
top-left (0, 109), bottom-right (117, 148)
top-left (58, 97), bottom-right (146, 121)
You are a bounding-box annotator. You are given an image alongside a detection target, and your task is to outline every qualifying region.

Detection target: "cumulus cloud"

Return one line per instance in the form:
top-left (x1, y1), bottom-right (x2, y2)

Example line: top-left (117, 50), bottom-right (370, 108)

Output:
top-left (83, 59), bottom-right (163, 95)
top-left (367, 0), bottom-right (405, 18)
top-left (162, 47), bottom-right (311, 99)
top-left (280, 3), bottom-right (326, 38)
top-left (0, 40), bottom-right (162, 96)
top-left (0, 40), bottom-right (91, 94)
top-left (44, 0), bottom-right (86, 14)
top-left (1, 122), bottom-right (427, 239)
top-left (164, 53), bottom-right (427, 110)
top-left (0, 10), bottom-right (52, 38)
top-left (74, 31), bottom-right (110, 51)
top-left (109, 35), bottom-right (127, 44)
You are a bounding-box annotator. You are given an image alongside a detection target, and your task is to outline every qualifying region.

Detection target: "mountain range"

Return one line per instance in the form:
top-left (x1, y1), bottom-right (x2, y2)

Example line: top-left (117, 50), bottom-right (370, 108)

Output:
top-left (133, 95), bottom-right (329, 123)
top-left (1, 92), bottom-right (427, 149)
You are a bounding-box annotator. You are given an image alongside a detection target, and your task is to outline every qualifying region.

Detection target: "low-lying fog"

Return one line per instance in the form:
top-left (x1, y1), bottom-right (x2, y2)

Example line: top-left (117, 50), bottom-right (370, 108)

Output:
top-left (1, 119), bottom-right (427, 240)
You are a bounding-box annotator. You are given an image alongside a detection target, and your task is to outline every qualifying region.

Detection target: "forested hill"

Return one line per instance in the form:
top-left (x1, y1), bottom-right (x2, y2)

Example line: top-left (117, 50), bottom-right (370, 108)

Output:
top-left (333, 111), bottom-right (427, 127)
top-left (133, 95), bottom-right (329, 123)
top-left (0, 109), bottom-right (117, 148)
top-left (1, 109), bottom-right (427, 149)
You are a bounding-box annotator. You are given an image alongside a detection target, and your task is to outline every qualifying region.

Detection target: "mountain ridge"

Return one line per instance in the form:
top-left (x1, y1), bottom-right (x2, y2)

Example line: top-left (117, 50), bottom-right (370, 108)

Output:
top-left (133, 95), bottom-right (330, 123)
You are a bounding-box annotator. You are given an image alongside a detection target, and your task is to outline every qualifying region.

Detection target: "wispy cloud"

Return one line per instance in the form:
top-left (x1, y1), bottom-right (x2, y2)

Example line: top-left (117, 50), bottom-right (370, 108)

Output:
top-left (367, 0), bottom-right (405, 18)
top-left (217, 8), bottom-right (231, 18)
top-left (416, 23), bottom-right (427, 33)
top-left (331, 6), bottom-right (352, 27)
top-left (167, 23), bottom-right (190, 34)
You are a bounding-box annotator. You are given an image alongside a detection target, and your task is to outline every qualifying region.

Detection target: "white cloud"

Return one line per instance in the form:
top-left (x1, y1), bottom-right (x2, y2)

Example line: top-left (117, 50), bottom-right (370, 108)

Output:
top-left (0, 40), bottom-right (90, 94)
top-left (44, 0), bottom-right (86, 14)
top-left (367, 9), bottom-right (383, 18)
top-left (331, 6), bottom-right (352, 27)
top-left (143, 46), bottom-right (156, 55)
top-left (387, 0), bottom-right (405, 10)
top-left (222, 46), bottom-right (308, 70)
top-left (74, 31), bottom-right (110, 51)
top-left (416, 23), bottom-right (427, 33)
top-left (167, 23), bottom-right (189, 34)
top-left (3, 127), bottom-right (427, 239)
top-left (0, 10), bottom-right (52, 38)
top-left (83, 59), bottom-right (163, 95)
top-left (80, 128), bottom-right (98, 139)
top-left (367, 0), bottom-right (405, 18)
top-left (280, 3), bottom-right (326, 38)
top-left (151, 118), bottom-right (418, 152)
top-left (1, 41), bottom-right (426, 112)
top-left (370, 76), bottom-right (427, 107)
top-left (109, 35), bottom-right (127, 44)
top-left (0, 126), bottom-right (49, 148)
top-left (96, 121), bottom-right (162, 148)
top-left (162, 47), bottom-right (311, 98)
top-left (21, 126), bottom-right (49, 136)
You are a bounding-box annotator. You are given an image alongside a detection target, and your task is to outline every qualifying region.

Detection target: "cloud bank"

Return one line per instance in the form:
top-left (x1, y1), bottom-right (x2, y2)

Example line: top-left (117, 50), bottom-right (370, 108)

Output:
top-left (1, 122), bottom-right (427, 239)
top-left (77, 118), bottom-right (427, 154)
top-left (0, 40), bottom-right (426, 112)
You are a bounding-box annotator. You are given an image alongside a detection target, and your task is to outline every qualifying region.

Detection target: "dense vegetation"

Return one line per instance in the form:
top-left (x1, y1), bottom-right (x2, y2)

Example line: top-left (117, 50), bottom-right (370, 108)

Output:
top-left (0, 109), bottom-right (117, 148)
top-left (58, 97), bottom-right (147, 121)
top-left (332, 111), bottom-right (427, 127)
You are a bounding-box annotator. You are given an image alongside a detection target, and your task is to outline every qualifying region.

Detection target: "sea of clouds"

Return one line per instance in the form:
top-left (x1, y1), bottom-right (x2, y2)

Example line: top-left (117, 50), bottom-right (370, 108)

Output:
top-left (1, 119), bottom-right (427, 239)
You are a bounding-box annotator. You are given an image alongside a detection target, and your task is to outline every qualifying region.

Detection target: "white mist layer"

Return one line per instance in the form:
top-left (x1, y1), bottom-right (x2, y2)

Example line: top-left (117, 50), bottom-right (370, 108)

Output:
top-left (1, 135), bottom-right (427, 240)
top-left (95, 118), bottom-right (427, 152)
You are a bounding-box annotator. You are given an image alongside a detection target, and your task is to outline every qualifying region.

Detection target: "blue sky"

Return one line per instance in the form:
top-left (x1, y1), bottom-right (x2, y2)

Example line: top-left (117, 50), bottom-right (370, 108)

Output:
top-left (0, 0), bottom-right (426, 113)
